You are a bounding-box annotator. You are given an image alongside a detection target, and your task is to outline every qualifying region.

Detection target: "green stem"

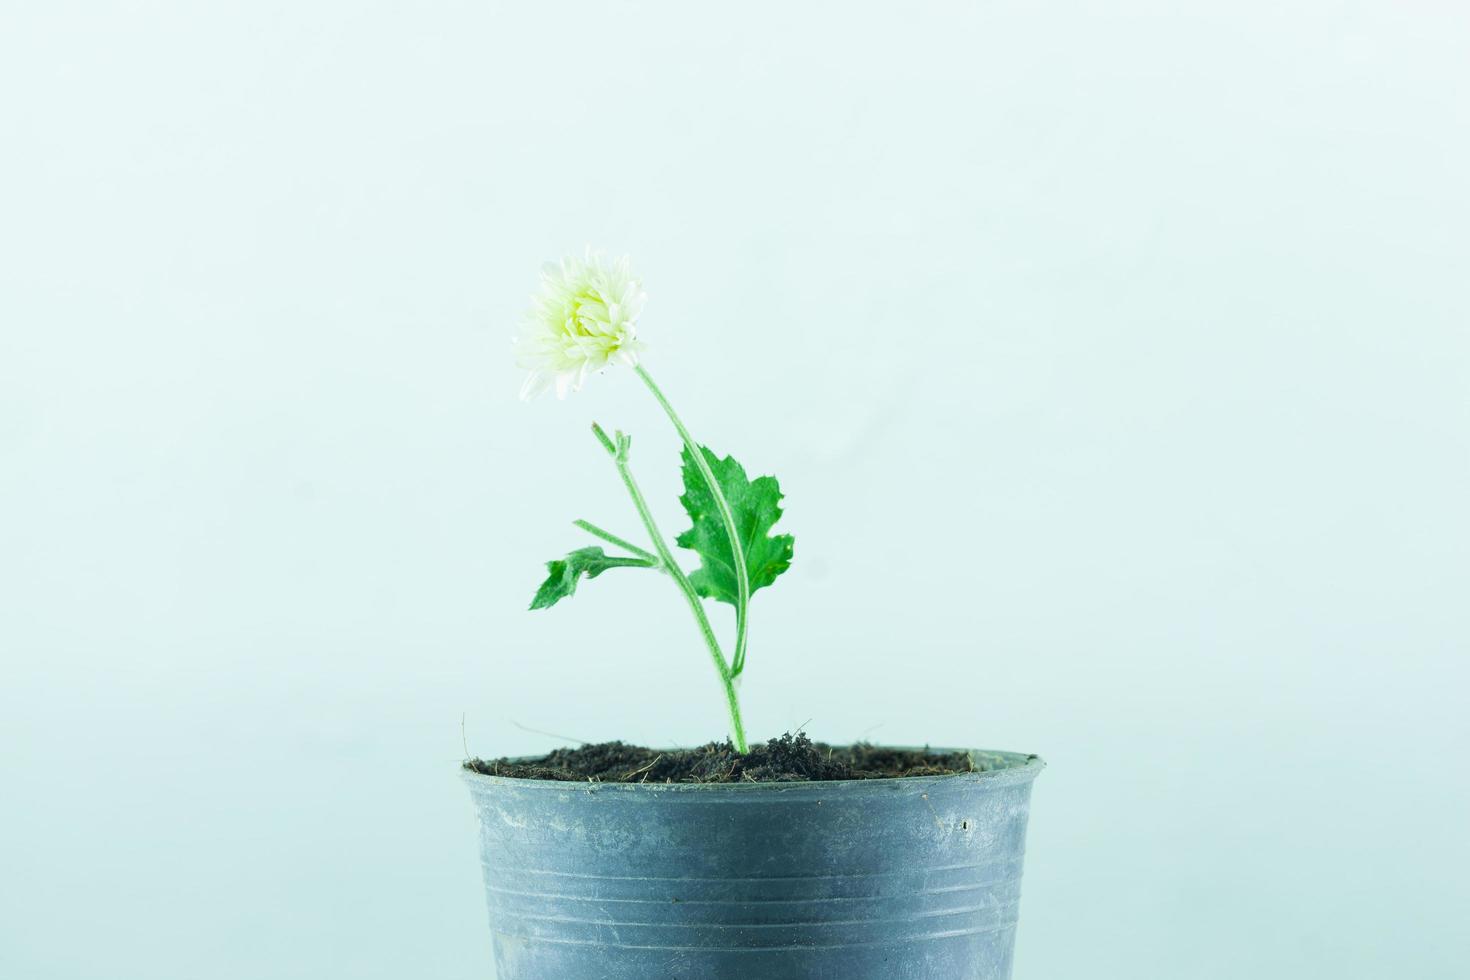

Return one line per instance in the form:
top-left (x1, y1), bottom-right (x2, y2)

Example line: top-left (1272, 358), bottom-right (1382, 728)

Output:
top-left (634, 366), bottom-right (752, 677)
top-left (596, 428), bottom-right (748, 752)
top-left (573, 519), bottom-right (659, 564)
top-left (593, 555), bottom-right (658, 570)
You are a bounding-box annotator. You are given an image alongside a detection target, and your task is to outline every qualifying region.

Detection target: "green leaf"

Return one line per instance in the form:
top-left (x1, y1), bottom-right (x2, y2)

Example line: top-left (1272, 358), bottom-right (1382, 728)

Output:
top-left (675, 446), bottom-right (794, 605)
top-left (530, 547), bottom-right (656, 610)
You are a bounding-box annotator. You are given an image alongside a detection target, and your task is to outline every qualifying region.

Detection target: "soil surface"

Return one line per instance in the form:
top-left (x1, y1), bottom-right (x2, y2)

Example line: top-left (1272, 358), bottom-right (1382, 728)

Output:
top-left (464, 733), bottom-right (1019, 783)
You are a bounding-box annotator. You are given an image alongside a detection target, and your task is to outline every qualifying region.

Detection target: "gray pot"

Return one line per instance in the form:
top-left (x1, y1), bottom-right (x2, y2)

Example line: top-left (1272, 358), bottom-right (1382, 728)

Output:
top-left (462, 749), bottom-right (1043, 979)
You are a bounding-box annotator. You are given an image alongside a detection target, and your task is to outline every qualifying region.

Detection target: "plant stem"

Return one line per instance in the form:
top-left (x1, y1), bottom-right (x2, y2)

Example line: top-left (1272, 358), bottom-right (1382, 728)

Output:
top-left (634, 366), bottom-right (752, 677)
top-left (573, 519), bottom-right (659, 564)
top-left (592, 555), bottom-right (658, 571)
top-left (597, 429), bottom-right (748, 752)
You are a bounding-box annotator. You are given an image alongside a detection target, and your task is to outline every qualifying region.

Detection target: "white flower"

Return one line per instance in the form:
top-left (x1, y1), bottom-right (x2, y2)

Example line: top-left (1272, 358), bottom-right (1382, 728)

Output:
top-left (515, 252), bottom-right (647, 400)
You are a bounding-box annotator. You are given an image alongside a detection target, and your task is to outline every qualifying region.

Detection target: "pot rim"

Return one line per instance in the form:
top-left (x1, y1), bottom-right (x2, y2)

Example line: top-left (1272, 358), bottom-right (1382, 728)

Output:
top-left (460, 746), bottom-right (1043, 793)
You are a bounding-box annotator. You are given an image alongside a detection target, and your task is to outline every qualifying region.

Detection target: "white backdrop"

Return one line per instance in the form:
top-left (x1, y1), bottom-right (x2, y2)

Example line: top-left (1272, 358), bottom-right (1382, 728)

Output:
top-left (3, 3), bottom-right (1467, 978)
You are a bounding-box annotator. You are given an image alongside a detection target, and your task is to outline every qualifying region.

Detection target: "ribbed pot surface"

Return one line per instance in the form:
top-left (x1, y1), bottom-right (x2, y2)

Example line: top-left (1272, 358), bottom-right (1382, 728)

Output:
top-left (463, 748), bottom-right (1043, 980)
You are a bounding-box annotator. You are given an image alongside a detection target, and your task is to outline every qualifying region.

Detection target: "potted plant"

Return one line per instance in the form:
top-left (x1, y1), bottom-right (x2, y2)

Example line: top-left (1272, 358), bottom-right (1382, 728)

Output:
top-left (463, 252), bottom-right (1044, 979)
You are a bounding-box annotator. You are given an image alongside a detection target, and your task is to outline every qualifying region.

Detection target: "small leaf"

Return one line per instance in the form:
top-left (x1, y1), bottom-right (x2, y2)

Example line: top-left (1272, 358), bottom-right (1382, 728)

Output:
top-left (675, 446), bottom-right (794, 605)
top-left (530, 547), bottom-right (655, 610)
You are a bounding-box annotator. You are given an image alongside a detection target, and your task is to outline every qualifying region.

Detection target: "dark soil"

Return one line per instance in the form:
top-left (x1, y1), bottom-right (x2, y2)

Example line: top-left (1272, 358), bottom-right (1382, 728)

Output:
top-left (464, 733), bottom-right (1019, 783)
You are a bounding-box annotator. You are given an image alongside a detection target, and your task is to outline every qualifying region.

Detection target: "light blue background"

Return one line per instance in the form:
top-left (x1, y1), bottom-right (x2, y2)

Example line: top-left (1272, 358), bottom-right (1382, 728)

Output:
top-left (2, 3), bottom-right (1467, 978)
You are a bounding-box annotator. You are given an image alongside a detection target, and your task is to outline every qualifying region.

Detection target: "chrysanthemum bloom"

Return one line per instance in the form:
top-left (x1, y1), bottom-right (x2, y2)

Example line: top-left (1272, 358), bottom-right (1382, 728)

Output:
top-left (516, 252), bottom-right (646, 400)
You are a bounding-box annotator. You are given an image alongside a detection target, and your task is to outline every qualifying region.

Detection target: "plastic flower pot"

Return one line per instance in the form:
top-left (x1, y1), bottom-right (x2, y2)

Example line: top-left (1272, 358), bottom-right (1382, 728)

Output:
top-left (462, 748), bottom-right (1043, 979)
